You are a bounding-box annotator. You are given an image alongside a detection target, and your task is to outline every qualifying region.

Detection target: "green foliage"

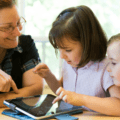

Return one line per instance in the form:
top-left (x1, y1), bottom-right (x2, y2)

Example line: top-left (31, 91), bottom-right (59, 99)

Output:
top-left (25, 0), bottom-right (120, 38)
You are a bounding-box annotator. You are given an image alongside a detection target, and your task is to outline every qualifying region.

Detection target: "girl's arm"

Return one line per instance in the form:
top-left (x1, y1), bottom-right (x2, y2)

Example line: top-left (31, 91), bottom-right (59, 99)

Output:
top-left (43, 72), bottom-right (62, 93)
top-left (53, 85), bottom-right (120, 116)
top-left (33, 63), bottom-right (62, 93)
top-left (82, 85), bottom-right (120, 116)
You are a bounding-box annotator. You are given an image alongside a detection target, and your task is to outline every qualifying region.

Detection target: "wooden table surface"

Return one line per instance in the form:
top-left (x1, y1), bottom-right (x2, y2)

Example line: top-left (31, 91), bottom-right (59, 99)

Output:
top-left (0, 107), bottom-right (120, 120)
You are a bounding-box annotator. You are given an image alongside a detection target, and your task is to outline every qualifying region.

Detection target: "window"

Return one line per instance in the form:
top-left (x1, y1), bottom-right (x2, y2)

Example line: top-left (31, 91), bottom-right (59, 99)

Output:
top-left (17, 0), bottom-right (120, 79)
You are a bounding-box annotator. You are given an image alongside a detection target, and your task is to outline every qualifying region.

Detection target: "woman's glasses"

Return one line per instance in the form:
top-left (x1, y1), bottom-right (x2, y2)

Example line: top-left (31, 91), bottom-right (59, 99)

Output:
top-left (0, 17), bottom-right (26, 34)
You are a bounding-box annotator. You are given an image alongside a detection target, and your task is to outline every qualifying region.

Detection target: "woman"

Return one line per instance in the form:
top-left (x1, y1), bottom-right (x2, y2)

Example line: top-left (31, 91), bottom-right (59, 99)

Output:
top-left (0, 0), bottom-right (43, 107)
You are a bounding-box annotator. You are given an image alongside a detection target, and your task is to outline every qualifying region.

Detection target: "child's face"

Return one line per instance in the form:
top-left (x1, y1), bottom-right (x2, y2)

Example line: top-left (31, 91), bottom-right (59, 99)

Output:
top-left (59, 38), bottom-right (83, 67)
top-left (107, 41), bottom-right (120, 86)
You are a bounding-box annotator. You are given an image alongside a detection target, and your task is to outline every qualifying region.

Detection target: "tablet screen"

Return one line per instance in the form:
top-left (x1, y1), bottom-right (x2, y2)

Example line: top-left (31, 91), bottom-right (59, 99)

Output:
top-left (8, 94), bottom-right (81, 117)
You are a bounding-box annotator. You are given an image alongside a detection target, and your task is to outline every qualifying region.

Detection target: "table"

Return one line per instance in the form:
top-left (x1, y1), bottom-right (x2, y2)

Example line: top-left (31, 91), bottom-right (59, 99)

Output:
top-left (0, 107), bottom-right (120, 120)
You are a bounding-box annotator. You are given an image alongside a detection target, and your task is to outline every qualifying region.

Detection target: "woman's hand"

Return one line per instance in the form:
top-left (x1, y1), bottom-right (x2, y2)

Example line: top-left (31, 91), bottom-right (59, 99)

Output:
top-left (0, 69), bottom-right (19, 93)
top-left (52, 87), bottom-right (81, 106)
top-left (33, 63), bottom-right (51, 79)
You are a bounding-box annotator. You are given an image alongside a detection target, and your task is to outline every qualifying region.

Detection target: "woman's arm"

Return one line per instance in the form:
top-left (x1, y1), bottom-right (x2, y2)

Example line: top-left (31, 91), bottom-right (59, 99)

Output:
top-left (0, 68), bottom-right (44, 107)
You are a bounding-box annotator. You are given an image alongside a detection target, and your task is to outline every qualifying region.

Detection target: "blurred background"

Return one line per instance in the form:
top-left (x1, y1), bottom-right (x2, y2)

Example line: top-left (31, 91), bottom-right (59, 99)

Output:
top-left (16, 0), bottom-right (120, 82)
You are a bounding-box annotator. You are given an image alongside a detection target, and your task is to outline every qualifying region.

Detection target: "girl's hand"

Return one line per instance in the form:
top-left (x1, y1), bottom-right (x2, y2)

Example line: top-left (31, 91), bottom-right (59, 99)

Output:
top-left (0, 69), bottom-right (19, 93)
top-left (52, 87), bottom-right (81, 106)
top-left (33, 63), bottom-right (51, 79)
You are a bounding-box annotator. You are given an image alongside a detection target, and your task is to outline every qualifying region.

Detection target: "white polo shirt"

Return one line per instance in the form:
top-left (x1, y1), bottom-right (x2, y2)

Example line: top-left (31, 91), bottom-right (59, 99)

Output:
top-left (62, 59), bottom-right (114, 111)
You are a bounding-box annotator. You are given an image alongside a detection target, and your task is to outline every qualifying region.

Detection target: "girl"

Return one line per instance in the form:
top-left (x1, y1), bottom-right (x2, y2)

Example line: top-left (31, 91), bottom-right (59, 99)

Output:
top-left (34, 5), bottom-right (120, 116)
top-left (107, 33), bottom-right (120, 86)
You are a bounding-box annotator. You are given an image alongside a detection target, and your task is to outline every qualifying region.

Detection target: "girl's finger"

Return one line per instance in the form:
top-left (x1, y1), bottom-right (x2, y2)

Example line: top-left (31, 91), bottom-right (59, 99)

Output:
top-left (56, 87), bottom-right (63, 95)
top-left (59, 91), bottom-right (65, 99)
top-left (33, 63), bottom-right (42, 72)
top-left (63, 95), bottom-right (67, 102)
top-left (37, 69), bottom-right (48, 74)
top-left (52, 96), bottom-right (61, 104)
top-left (34, 63), bottom-right (48, 72)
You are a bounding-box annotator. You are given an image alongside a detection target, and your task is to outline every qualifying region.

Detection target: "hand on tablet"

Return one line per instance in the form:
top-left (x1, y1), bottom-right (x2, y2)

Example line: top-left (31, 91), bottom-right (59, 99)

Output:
top-left (52, 87), bottom-right (80, 106)
top-left (33, 63), bottom-right (51, 79)
top-left (0, 69), bottom-right (19, 93)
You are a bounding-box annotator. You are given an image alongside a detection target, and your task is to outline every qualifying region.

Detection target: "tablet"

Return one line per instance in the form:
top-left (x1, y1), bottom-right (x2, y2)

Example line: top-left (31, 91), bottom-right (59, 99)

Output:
top-left (3, 94), bottom-right (82, 120)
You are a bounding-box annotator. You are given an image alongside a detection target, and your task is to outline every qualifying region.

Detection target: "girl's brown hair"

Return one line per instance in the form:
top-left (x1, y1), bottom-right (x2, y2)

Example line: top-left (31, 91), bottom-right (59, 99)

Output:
top-left (49, 5), bottom-right (107, 67)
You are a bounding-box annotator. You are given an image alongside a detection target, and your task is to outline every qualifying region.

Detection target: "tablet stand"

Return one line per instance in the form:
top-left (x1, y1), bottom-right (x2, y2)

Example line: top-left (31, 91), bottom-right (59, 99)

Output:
top-left (55, 114), bottom-right (78, 120)
top-left (2, 109), bottom-right (79, 120)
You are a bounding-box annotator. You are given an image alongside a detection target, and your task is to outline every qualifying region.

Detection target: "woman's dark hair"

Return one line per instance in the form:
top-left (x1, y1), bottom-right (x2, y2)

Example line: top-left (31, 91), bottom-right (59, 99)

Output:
top-left (108, 33), bottom-right (120, 46)
top-left (49, 5), bottom-right (107, 67)
top-left (0, 0), bottom-right (16, 10)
